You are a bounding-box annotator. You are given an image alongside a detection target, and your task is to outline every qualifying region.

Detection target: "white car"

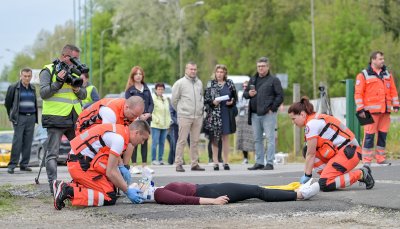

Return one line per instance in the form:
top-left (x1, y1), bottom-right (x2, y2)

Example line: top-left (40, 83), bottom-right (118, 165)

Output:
top-left (146, 83), bottom-right (172, 99)
top-left (228, 75), bottom-right (250, 99)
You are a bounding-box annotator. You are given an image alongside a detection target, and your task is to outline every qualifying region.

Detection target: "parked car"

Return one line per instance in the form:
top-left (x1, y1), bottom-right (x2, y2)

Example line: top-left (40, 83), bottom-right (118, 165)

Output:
top-left (30, 125), bottom-right (71, 166)
top-left (0, 131), bottom-right (13, 167)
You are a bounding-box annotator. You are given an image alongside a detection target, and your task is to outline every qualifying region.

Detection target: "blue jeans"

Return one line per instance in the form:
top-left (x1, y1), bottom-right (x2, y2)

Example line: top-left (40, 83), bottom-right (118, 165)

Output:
top-left (251, 112), bottom-right (277, 165)
top-left (151, 128), bottom-right (168, 161)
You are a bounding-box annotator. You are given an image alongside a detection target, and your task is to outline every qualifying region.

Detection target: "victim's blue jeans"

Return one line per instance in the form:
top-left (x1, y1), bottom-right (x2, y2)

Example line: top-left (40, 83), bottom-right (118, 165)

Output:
top-left (151, 128), bottom-right (168, 161)
top-left (251, 112), bottom-right (277, 165)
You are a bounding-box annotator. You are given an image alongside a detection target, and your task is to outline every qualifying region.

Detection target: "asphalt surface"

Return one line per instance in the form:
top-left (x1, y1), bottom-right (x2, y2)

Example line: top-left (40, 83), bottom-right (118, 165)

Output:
top-left (1, 161), bottom-right (399, 211)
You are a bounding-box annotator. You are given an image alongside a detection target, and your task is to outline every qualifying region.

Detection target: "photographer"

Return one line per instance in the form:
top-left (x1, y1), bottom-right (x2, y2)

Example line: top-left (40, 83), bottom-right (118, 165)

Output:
top-left (39, 44), bottom-right (87, 194)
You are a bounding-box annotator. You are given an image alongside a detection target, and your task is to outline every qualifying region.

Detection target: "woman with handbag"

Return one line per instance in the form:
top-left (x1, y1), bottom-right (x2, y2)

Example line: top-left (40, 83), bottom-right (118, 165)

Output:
top-left (203, 64), bottom-right (238, 171)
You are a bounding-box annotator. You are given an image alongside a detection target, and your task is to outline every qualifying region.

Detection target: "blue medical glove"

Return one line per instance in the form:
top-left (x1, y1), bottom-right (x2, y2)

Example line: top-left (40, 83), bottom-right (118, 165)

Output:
top-left (300, 174), bottom-right (312, 184)
top-left (125, 188), bottom-right (145, 204)
top-left (118, 165), bottom-right (131, 185)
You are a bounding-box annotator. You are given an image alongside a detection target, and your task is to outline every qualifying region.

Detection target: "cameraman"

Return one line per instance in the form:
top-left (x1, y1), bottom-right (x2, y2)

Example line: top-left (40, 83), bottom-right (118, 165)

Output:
top-left (39, 44), bottom-right (87, 194)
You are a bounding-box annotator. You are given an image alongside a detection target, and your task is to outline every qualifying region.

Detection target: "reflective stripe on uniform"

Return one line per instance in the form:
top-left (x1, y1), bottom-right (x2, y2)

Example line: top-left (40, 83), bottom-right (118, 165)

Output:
top-left (46, 97), bottom-right (80, 104)
top-left (98, 193), bottom-right (104, 206)
top-left (364, 105), bottom-right (381, 110)
top-left (88, 189), bottom-right (94, 206)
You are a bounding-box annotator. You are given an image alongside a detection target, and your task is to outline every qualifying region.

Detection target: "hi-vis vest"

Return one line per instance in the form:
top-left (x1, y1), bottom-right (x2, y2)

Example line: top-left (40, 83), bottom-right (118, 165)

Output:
top-left (69, 124), bottom-right (129, 174)
top-left (75, 98), bottom-right (129, 134)
top-left (42, 64), bottom-right (82, 116)
top-left (305, 113), bottom-right (359, 174)
top-left (81, 85), bottom-right (95, 106)
top-left (354, 69), bottom-right (399, 113)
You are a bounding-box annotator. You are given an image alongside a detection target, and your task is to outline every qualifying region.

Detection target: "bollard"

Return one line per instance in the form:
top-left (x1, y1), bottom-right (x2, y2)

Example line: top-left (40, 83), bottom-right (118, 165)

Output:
top-left (345, 79), bottom-right (361, 142)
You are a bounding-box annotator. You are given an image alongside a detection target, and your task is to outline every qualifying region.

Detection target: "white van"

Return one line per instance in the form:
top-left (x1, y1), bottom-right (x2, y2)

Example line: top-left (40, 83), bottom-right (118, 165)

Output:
top-left (228, 75), bottom-right (250, 98)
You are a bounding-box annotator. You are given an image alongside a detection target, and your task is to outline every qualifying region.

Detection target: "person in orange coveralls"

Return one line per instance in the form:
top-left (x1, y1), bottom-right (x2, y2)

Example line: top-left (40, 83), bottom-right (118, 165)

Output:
top-left (354, 51), bottom-right (399, 166)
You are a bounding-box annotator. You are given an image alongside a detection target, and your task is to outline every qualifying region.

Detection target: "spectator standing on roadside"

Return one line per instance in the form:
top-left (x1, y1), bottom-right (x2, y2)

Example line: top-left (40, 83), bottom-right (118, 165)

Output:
top-left (167, 99), bottom-right (178, 165)
top-left (125, 66), bottom-right (154, 174)
top-left (5, 68), bottom-right (38, 174)
top-left (236, 80), bottom-right (255, 164)
top-left (151, 83), bottom-right (171, 165)
top-left (245, 57), bottom-right (283, 171)
top-left (171, 61), bottom-right (205, 172)
top-left (80, 72), bottom-right (100, 109)
top-left (39, 44), bottom-right (86, 193)
top-left (203, 64), bottom-right (238, 171)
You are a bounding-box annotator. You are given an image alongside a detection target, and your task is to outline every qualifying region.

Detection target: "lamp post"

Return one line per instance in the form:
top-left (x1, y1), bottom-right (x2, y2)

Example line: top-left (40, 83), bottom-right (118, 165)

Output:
top-left (159, 0), bottom-right (204, 77)
top-left (100, 25), bottom-right (120, 97)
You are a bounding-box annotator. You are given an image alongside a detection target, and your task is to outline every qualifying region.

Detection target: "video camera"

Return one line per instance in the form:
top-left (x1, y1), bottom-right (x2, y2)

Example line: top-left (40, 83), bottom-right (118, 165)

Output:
top-left (52, 57), bottom-right (89, 87)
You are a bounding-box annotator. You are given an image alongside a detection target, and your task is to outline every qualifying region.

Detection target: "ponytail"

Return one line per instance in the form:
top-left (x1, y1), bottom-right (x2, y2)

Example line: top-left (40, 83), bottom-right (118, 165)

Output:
top-left (288, 96), bottom-right (315, 115)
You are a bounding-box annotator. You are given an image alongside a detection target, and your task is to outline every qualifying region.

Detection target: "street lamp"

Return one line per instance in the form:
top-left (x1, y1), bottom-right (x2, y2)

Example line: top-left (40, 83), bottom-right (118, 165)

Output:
top-left (159, 0), bottom-right (204, 77)
top-left (100, 25), bottom-right (120, 97)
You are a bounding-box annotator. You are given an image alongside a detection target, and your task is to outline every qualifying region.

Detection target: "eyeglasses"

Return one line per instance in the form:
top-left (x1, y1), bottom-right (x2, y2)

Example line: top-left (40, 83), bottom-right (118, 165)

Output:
top-left (257, 65), bottom-right (267, 68)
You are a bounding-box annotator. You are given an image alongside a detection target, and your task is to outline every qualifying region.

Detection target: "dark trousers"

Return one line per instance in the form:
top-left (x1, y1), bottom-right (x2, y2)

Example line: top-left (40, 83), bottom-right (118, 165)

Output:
top-left (131, 140), bottom-right (148, 163)
top-left (208, 139), bottom-right (222, 162)
top-left (8, 114), bottom-right (36, 168)
top-left (167, 124), bottom-right (179, 165)
top-left (45, 127), bottom-right (75, 184)
top-left (196, 183), bottom-right (297, 203)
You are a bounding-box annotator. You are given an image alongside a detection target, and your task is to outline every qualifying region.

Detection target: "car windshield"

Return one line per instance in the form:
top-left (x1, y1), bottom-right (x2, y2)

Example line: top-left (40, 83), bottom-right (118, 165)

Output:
top-left (0, 133), bottom-right (13, 143)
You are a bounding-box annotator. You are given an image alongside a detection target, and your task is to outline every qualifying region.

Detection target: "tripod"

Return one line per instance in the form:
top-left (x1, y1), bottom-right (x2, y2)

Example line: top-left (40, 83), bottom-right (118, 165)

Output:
top-left (315, 86), bottom-right (332, 115)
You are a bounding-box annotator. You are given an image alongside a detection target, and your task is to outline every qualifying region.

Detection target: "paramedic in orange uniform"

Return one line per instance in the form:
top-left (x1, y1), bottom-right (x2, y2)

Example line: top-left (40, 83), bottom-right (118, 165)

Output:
top-left (288, 97), bottom-right (375, 192)
top-left (52, 120), bottom-right (150, 210)
top-left (354, 51), bottom-right (399, 166)
top-left (75, 96), bottom-right (144, 135)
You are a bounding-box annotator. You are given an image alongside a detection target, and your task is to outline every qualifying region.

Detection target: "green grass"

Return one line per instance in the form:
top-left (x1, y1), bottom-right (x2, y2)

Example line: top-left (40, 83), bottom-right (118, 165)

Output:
top-left (0, 185), bottom-right (18, 214)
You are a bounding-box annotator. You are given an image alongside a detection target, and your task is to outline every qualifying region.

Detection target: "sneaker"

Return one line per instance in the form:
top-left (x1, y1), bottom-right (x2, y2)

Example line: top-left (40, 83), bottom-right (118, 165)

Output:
top-left (176, 165), bottom-right (185, 172)
top-left (52, 180), bottom-right (63, 198)
top-left (54, 181), bottom-right (70, 210)
top-left (152, 160), bottom-right (160, 165)
top-left (242, 159), bottom-right (248, 164)
top-left (223, 164), bottom-right (230, 170)
top-left (191, 165), bottom-right (205, 171)
top-left (377, 160), bottom-right (391, 166)
top-left (159, 161), bottom-right (165, 165)
top-left (208, 158), bottom-right (214, 165)
top-left (143, 166), bottom-right (154, 174)
top-left (359, 165), bottom-right (375, 189)
top-left (299, 179), bottom-right (320, 200)
top-left (130, 166), bottom-right (142, 175)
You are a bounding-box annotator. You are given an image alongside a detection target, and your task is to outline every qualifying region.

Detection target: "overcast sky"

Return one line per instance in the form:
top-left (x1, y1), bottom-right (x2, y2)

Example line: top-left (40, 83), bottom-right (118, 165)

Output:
top-left (0, 0), bottom-right (76, 74)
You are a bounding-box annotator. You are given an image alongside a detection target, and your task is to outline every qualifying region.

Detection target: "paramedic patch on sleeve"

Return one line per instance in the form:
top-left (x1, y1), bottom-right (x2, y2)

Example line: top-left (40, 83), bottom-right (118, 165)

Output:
top-left (304, 125), bottom-right (310, 135)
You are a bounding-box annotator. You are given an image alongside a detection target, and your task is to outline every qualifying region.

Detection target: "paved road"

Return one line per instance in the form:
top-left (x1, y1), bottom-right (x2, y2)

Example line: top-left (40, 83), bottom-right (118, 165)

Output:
top-left (1, 161), bottom-right (399, 210)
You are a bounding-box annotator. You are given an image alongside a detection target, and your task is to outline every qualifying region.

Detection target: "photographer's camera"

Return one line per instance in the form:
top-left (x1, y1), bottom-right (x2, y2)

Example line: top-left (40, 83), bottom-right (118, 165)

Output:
top-left (53, 57), bottom-right (89, 88)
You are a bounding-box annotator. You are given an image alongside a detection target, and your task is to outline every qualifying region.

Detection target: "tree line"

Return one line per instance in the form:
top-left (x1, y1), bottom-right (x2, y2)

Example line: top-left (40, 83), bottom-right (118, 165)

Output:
top-left (3, 0), bottom-right (400, 101)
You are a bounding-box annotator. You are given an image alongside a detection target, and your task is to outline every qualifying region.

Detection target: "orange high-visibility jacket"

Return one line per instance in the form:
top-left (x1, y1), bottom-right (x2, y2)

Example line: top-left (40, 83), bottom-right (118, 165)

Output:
top-left (75, 98), bottom-right (129, 134)
top-left (305, 113), bottom-right (358, 174)
top-left (354, 66), bottom-right (399, 113)
top-left (70, 123), bottom-right (129, 156)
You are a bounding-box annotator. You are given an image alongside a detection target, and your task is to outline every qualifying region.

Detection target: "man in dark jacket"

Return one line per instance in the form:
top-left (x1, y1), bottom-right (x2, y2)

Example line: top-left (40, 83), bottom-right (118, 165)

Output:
top-left (243, 57), bottom-right (283, 171)
top-left (40, 44), bottom-right (86, 193)
top-left (5, 68), bottom-right (38, 174)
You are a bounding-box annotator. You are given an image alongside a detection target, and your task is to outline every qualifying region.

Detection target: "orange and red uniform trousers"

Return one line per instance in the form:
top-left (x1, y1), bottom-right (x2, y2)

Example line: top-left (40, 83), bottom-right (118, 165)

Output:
top-left (66, 124), bottom-right (129, 206)
top-left (75, 98), bottom-right (130, 135)
top-left (306, 114), bottom-right (363, 192)
top-left (354, 66), bottom-right (399, 164)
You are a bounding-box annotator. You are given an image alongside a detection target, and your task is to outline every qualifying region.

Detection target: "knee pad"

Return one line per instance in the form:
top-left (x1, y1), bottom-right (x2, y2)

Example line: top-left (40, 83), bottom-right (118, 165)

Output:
top-left (363, 134), bottom-right (375, 148)
top-left (343, 145), bottom-right (356, 159)
top-left (318, 178), bottom-right (336, 192)
top-left (377, 131), bottom-right (387, 147)
top-left (332, 162), bottom-right (347, 173)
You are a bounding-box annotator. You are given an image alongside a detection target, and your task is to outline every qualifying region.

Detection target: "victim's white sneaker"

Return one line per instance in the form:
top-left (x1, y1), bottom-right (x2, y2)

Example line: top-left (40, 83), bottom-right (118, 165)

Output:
top-left (143, 166), bottom-right (154, 174)
top-left (130, 166), bottom-right (142, 175)
top-left (299, 179), bottom-right (320, 200)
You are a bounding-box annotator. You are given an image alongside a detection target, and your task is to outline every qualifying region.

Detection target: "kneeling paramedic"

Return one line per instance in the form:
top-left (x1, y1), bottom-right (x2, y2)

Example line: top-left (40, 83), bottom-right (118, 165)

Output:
top-left (288, 97), bottom-right (375, 192)
top-left (53, 120), bottom-right (150, 210)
